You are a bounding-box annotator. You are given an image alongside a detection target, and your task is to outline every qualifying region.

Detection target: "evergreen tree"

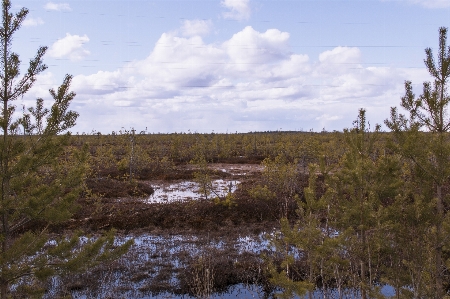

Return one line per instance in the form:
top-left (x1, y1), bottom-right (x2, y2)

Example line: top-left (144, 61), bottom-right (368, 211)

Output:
top-left (333, 110), bottom-right (403, 298)
top-left (269, 162), bottom-right (341, 299)
top-left (268, 110), bottom-right (402, 298)
top-left (385, 26), bottom-right (450, 299)
top-left (261, 154), bottom-right (299, 219)
top-left (380, 164), bottom-right (434, 298)
top-left (0, 1), bottom-right (132, 296)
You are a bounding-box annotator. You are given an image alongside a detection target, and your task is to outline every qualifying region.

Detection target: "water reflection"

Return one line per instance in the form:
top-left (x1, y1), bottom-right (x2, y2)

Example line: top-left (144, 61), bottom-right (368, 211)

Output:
top-left (146, 179), bottom-right (240, 203)
top-left (44, 231), bottom-right (396, 299)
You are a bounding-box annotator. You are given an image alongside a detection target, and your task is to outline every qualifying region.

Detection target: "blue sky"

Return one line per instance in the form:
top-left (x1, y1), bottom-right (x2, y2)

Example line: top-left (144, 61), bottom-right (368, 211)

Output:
top-left (11, 0), bottom-right (450, 133)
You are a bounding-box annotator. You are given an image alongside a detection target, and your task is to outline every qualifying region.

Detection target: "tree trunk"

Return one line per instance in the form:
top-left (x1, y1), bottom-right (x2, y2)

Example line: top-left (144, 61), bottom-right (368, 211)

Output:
top-left (359, 185), bottom-right (368, 299)
top-left (308, 251), bottom-right (313, 299)
top-left (1, 10), bottom-right (10, 297)
top-left (361, 229), bottom-right (367, 299)
top-left (361, 260), bottom-right (367, 299)
top-left (435, 184), bottom-right (443, 299)
top-left (0, 279), bottom-right (7, 299)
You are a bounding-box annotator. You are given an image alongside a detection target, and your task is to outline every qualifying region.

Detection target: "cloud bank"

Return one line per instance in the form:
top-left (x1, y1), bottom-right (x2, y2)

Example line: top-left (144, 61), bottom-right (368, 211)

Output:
top-left (30, 25), bottom-right (430, 134)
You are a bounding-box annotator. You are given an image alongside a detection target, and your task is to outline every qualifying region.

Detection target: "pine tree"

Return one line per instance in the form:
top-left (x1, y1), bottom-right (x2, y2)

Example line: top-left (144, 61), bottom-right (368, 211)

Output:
top-left (331, 109), bottom-right (402, 299)
top-left (0, 1), bottom-right (132, 296)
top-left (261, 154), bottom-right (299, 219)
top-left (385, 26), bottom-right (450, 299)
top-left (380, 164), bottom-right (434, 298)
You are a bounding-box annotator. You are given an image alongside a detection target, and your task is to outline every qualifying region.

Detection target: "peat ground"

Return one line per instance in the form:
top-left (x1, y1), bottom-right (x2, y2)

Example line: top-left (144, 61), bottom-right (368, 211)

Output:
top-left (67, 163), bottom-right (300, 233)
top-left (45, 162), bottom-right (306, 298)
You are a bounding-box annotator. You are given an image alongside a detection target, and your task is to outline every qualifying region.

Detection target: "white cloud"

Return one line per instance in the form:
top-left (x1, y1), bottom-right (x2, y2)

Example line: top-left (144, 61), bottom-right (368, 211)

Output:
top-left (137, 33), bottom-right (226, 88)
top-left (23, 17), bottom-right (44, 27)
top-left (412, 0), bottom-right (450, 7)
top-left (26, 72), bottom-right (57, 99)
top-left (72, 70), bottom-right (131, 95)
top-left (113, 100), bottom-right (132, 107)
top-left (221, 0), bottom-right (251, 21)
top-left (224, 26), bottom-right (290, 66)
top-left (319, 47), bottom-right (361, 65)
top-left (382, 0), bottom-right (450, 8)
top-left (181, 19), bottom-right (213, 37)
top-left (48, 33), bottom-right (90, 61)
top-left (316, 46), bottom-right (362, 75)
top-left (44, 2), bottom-right (72, 11)
top-left (66, 26), bottom-right (431, 134)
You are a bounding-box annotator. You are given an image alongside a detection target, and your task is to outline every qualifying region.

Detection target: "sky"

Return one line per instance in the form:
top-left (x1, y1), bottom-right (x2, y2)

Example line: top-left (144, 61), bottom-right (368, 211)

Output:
top-left (10, 0), bottom-right (450, 133)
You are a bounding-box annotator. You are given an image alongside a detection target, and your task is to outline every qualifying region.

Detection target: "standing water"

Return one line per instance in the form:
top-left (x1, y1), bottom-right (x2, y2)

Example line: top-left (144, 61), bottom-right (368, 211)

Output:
top-left (146, 179), bottom-right (240, 203)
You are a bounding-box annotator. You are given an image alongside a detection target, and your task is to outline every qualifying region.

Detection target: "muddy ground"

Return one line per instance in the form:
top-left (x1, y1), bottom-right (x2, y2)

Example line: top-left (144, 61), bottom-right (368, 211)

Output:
top-left (48, 226), bottom-right (282, 298)
top-left (44, 163), bottom-right (305, 298)
top-left (69, 163), bottom-right (294, 233)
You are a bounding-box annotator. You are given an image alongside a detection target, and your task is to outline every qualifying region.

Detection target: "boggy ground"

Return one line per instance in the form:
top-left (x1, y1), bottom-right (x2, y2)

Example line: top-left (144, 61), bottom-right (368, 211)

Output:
top-left (68, 163), bottom-right (298, 233)
top-left (48, 162), bottom-right (306, 298)
top-left (47, 226), bottom-right (283, 298)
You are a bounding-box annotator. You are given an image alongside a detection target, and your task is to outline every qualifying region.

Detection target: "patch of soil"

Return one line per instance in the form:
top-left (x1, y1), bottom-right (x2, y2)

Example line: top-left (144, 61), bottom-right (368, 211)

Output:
top-left (60, 163), bottom-right (305, 233)
top-left (208, 163), bottom-right (264, 177)
top-left (85, 178), bottom-right (154, 198)
top-left (139, 166), bottom-right (197, 181)
top-left (64, 182), bottom-right (294, 233)
top-left (216, 155), bottom-right (266, 164)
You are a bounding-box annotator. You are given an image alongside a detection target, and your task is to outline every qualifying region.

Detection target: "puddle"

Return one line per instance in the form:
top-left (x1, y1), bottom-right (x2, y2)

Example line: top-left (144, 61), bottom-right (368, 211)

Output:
top-left (41, 232), bottom-right (396, 299)
top-left (57, 232), bottom-right (271, 298)
top-left (209, 163), bottom-right (264, 176)
top-left (146, 179), bottom-right (240, 203)
top-left (126, 232), bottom-right (270, 256)
top-left (143, 163), bottom-right (263, 203)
